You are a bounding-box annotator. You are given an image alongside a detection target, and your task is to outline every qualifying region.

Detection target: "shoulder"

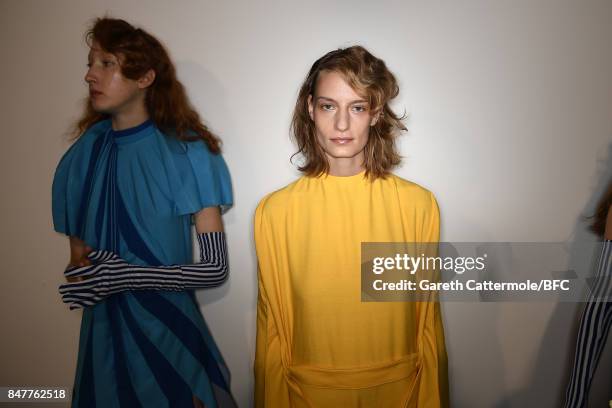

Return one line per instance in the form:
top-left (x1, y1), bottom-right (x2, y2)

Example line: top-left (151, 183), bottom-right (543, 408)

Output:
top-left (255, 178), bottom-right (305, 216)
top-left (387, 173), bottom-right (436, 199)
top-left (73, 119), bottom-right (111, 147)
top-left (385, 173), bottom-right (439, 211)
top-left (61, 120), bottom-right (110, 154)
top-left (86, 119), bottom-right (112, 136)
top-left (158, 131), bottom-right (214, 156)
top-left (155, 131), bottom-right (232, 215)
top-left (55, 120), bottom-right (111, 172)
top-left (160, 132), bottom-right (228, 174)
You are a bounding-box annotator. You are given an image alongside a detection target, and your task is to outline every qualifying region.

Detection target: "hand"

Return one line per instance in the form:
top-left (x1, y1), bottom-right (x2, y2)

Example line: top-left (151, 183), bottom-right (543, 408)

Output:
top-left (66, 245), bottom-right (93, 283)
top-left (59, 250), bottom-right (129, 310)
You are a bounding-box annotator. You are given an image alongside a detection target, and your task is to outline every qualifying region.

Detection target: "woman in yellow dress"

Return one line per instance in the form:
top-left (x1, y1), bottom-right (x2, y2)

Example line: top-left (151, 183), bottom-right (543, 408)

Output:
top-left (254, 46), bottom-right (449, 407)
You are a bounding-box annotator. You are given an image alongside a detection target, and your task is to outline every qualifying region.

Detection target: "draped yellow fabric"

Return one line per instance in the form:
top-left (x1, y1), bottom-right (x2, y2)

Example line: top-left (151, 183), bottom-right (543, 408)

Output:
top-left (254, 172), bottom-right (449, 407)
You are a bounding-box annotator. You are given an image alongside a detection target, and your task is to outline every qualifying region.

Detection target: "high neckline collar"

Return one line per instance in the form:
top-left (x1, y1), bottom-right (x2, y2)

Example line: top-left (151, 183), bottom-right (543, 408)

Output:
top-left (109, 119), bottom-right (154, 144)
top-left (318, 170), bottom-right (368, 184)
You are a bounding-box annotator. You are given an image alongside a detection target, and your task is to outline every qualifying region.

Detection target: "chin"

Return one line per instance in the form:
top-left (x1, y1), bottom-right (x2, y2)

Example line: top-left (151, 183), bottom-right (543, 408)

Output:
top-left (324, 149), bottom-right (364, 159)
top-left (90, 102), bottom-right (113, 115)
top-left (324, 145), bottom-right (364, 158)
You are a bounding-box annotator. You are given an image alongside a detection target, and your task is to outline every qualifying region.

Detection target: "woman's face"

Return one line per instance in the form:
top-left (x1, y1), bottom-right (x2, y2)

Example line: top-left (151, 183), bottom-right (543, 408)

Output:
top-left (308, 70), bottom-right (378, 175)
top-left (84, 42), bottom-right (144, 115)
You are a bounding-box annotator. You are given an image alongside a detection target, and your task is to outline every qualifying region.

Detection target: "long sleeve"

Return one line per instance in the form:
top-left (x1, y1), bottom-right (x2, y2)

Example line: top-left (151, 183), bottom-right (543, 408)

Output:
top-left (253, 200), bottom-right (291, 408)
top-left (254, 273), bottom-right (287, 408)
top-left (416, 192), bottom-right (450, 407)
top-left (254, 279), bottom-right (269, 408)
top-left (59, 232), bottom-right (228, 309)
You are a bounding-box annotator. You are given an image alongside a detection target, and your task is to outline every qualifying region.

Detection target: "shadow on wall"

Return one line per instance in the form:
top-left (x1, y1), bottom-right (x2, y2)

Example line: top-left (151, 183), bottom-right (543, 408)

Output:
top-left (494, 141), bottom-right (612, 407)
top-left (436, 244), bottom-right (507, 407)
top-left (179, 59), bottom-right (258, 406)
top-left (178, 60), bottom-right (235, 307)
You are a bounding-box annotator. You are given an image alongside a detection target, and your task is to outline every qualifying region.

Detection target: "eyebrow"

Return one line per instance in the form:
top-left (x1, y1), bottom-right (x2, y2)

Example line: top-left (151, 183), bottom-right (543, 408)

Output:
top-left (87, 49), bottom-right (101, 60)
top-left (88, 46), bottom-right (115, 56)
top-left (315, 96), bottom-right (369, 105)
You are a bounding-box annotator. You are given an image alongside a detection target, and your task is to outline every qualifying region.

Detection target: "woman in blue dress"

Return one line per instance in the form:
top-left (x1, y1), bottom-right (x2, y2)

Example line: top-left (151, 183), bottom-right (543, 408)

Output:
top-left (52, 17), bottom-right (236, 408)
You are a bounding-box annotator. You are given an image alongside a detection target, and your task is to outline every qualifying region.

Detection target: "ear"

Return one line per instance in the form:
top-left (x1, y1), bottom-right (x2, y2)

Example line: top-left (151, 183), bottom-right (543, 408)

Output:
top-left (370, 110), bottom-right (381, 126)
top-left (137, 69), bottom-right (156, 89)
top-left (307, 94), bottom-right (314, 121)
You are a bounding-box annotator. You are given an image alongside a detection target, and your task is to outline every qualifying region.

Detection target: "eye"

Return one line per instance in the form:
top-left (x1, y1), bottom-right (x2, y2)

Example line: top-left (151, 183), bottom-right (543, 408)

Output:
top-left (102, 60), bottom-right (116, 68)
top-left (320, 104), bottom-right (335, 111)
top-left (86, 62), bottom-right (92, 68)
top-left (352, 105), bottom-right (367, 113)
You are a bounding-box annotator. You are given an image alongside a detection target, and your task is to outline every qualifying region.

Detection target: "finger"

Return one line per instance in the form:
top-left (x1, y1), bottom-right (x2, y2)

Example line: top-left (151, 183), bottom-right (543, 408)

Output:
top-left (64, 264), bottom-right (97, 278)
top-left (61, 288), bottom-right (99, 303)
top-left (66, 257), bottom-right (111, 278)
top-left (68, 298), bottom-right (96, 310)
top-left (59, 274), bottom-right (109, 298)
top-left (87, 250), bottom-right (115, 263)
top-left (65, 264), bottom-right (79, 274)
top-left (64, 267), bottom-right (82, 278)
top-left (59, 282), bottom-right (76, 295)
top-left (63, 292), bottom-right (101, 308)
top-left (59, 280), bottom-right (97, 295)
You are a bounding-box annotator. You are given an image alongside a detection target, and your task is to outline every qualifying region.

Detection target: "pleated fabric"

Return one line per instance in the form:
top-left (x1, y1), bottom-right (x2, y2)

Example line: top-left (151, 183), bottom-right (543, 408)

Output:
top-left (52, 119), bottom-right (236, 407)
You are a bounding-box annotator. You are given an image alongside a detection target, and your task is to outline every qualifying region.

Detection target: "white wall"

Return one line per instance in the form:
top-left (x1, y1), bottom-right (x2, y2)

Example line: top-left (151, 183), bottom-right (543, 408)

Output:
top-left (1, 0), bottom-right (610, 406)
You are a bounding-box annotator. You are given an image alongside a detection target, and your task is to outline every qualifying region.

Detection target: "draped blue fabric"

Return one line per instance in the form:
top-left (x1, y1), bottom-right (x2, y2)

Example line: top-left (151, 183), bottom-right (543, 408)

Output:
top-left (52, 119), bottom-right (235, 407)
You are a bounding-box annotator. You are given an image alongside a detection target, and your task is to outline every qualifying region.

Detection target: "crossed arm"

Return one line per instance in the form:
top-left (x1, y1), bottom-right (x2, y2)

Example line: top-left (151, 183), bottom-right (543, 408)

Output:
top-left (60, 207), bottom-right (228, 309)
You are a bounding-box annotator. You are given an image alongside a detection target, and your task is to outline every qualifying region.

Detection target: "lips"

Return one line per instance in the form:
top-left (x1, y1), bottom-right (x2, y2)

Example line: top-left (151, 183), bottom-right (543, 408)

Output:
top-left (330, 138), bottom-right (353, 145)
top-left (89, 90), bottom-right (103, 98)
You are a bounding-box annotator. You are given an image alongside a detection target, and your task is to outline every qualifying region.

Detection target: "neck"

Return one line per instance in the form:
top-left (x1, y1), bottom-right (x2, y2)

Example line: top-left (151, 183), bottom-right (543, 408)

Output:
top-left (111, 98), bottom-right (149, 131)
top-left (327, 154), bottom-right (365, 177)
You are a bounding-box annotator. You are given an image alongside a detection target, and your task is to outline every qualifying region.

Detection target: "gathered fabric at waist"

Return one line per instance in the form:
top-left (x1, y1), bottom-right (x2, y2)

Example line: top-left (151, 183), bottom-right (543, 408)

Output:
top-left (286, 353), bottom-right (421, 390)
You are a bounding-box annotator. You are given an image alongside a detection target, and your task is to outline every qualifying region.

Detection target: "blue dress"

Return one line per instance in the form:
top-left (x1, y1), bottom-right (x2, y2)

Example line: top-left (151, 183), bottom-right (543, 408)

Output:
top-left (52, 119), bottom-right (236, 408)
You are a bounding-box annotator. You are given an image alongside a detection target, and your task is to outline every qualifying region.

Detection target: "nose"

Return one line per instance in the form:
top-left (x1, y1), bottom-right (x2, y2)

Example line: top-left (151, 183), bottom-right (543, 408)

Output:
top-left (335, 108), bottom-right (349, 132)
top-left (84, 66), bottom-right (97, 85)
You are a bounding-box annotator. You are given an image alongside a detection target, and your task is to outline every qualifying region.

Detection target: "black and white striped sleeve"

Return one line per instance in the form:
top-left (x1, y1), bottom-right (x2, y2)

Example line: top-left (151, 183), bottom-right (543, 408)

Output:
top-left (59, 232), bottom-right (228, 309)
top-left (564, 240), bottom-right (612, 408)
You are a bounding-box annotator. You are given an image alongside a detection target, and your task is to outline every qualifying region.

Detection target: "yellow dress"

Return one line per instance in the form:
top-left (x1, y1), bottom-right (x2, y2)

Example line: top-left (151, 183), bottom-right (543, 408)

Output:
top-left (254, 171), bottom-right (449, 407)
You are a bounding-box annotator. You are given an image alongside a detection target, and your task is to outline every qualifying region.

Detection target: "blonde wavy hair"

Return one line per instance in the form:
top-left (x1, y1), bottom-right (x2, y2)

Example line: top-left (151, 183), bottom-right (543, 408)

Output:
top-left (291, 45), bottom-right (406, 179)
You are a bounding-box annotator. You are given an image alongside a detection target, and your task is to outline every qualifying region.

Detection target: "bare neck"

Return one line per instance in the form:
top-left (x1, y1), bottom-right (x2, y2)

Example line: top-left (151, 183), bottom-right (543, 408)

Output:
top-left (327, 155), bottom-right (365, 177)
top-left (111, 95), bottom-right (149, 131)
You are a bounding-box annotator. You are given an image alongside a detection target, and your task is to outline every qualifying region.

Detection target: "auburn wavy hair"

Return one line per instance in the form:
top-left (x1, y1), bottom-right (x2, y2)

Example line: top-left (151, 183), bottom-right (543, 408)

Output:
top-left (74, 17), bottom-right (221, 153)
top-left (291, 45), bottom-right (406, 179)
